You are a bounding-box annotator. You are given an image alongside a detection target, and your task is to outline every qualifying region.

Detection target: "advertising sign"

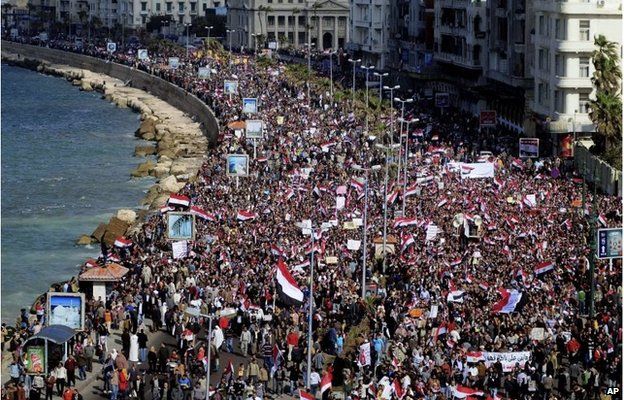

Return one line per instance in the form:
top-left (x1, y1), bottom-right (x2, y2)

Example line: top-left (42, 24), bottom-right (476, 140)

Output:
top-left (137, 49), bottom-right (148, 60)
top-left (245, 120), bottom-right (263, 139)
top-left (435, 93), bottom-right (450, 108)
top-left (166, 212), bottom-right (195, 240)
top-left (197, 67), bottom-right (210, 78)
top-left (597, 228), bottom-right (622, 259)
top-left (242, 98), bottom-right (258, 114)
top-left (480, 110), bottom-right (497, 127)
top-left (47, 292), bottom-right (85, 330)
top-left (227, 154), bottom-right (249, 176)
top-left (24, 346), bottom-right (45, 375)
top-left (168, 57), bottom-right (180, 69)
top-left (224, 80), bottom-right (238, 94)
top-left (519, 138), bottom-right (540, 158)
top-left (106, 42), bottom-right (117, 53)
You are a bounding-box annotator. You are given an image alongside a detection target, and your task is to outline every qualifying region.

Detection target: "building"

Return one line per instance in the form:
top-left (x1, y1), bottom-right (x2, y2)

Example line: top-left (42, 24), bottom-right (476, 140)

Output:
top-left (531, 0), bottom-right (622, 154)
top-left (386, 0), bottom-right (435, 73)
top-left (226, 0), bottom-right (349, 51)
top-left (347, 0), bottom-right (391, 69)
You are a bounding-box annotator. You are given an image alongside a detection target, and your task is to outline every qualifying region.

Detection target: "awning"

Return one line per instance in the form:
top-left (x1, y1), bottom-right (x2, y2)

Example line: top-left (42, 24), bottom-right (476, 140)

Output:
top-left (25, 325), bottom-right (75, 345)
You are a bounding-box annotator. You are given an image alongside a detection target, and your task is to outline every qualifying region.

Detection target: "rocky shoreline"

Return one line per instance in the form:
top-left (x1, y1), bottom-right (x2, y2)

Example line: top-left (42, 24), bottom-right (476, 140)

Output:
top-left (2, 52), bottom-right (209, 244)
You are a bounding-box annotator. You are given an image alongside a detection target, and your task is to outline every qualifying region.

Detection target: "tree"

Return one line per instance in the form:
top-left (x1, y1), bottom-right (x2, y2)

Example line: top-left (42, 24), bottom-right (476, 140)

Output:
top-left (588, 34), bottom-right (622, 168)
top-left (258, 5), bottom-right (273, 41)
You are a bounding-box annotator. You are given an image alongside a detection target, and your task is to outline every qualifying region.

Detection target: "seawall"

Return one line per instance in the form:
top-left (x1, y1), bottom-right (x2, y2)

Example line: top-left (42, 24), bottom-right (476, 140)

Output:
top-left (1, 41), bottom-right (219, 145)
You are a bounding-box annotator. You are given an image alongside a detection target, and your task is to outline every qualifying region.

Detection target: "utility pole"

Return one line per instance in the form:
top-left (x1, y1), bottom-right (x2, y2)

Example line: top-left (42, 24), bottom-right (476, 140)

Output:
top-left (348, 58), bottom-right (361, 108)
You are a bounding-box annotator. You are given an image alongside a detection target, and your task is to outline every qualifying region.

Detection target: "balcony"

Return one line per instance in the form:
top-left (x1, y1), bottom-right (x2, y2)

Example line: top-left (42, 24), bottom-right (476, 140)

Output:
top-left (514, 42), bottom-right (525, 53)
top-left (534, 0), bottom-right (619, 14)
top-left (555, 40), bottom-right (595, 53)
top-left (554, 76), bottom-right (593, 89)
top-left (435, 51), bottom-right (482, 70)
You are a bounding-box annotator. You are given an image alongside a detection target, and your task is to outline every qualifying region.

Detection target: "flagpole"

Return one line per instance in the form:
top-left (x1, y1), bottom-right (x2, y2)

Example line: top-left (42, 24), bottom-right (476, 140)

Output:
top-left (306, 226), bottom-right (315, 389)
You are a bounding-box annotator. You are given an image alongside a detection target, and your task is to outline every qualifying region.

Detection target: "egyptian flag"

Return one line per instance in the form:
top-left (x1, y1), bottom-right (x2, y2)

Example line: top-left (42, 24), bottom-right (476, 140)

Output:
top-left (299, 390), bottom-right (315, 400)
top-left (320, 370), bottom-right (332, 395)
top-left (450, 257), bottom-right (462, 267)
top-left (393, 217), bottom-right (418, 228)
top-left (435, 324), bottom-right (447, 340)
top-left (168, 194), bottom-right (191, 207)
top-left (237, 210), bottom-right (257, 221)
top-left (392, 379), bottom-right (405, 400)
top-left (598, 214), bottom-right (608, 227)
top-left (491, 288), bottom-right (524, 314)
top-left (452, 386), bottom-right (484, 399)
top-left (224, 360), bottom-right (234, 378)
top-left (534, 261), bottom-right (555, 277)
top-left (466, 351), bottom-right (485, 363)
top-left (493, 177), bottom-right (504, 189)
top-left (403, 184), bottom-right (418, 198)
top-left (107, 252), bottom-right (120, 263)
top-left (401, 234), bottom-right (415, 252)
top-left (479, 282), bottom-right (489, 291)
top-left (275, 259), bottom-right (304, 305)
top-left (284, 189), bottom-right (296, 201)
top-left (85, 259), bottom-right (99, 268)
top-left (350, 177), bottom-right (365, 192)
top-left (387, 188), bottom-right (400, 204)
top-left (437, 197), bottom-right (448, 208)
top-left (512, 159), bottom-right (525, 170)
top-left (190, 206), bottom-right (215, 221)
top-left (320, 141), bottom-right (337, 152)
top-left (270, 344), bottom-right (285, 377)
top-left (114, 237), bottom-right (133, 248)
top-left (271, 244), bottom-right (286, 258)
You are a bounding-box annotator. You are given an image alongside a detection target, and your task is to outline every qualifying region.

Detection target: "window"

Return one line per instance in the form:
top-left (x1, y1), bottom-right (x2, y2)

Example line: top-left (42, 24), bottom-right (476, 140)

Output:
top-left (298, 16), bottom-right (305, 26)
top-left (141, 15), bottom-right (146, 23)
top-left (538, 82), bottom-right (550, 105)
top-left (555, 18), bottom-right (566, 40)
top-left (555, 54), bottom-right (565, 76)
top-left (288, 16), bottom-right (294, 26)
top-left (578, 92), bottom-right (590, 113)
top-left (579, 57), bottom-right (590, 77)
top-left (166, 2), bottom-right (172, 11)
top-left (156, 3), bottom-right (160, 11)
top-left (268, 15), bottom-right (275, 26)
top-left (298, 32), bottom-right (305, 43)
top-left (579, 20), bottom-right (590, 41)
top-left (538, 48), bottom-right (545, 70)
top-left (178, 2), bottom-right (183, 11)
top-left (141, 1), bottom-right (146, 10)
top-left (538, 15), bottom-right (544, 35)
top-left (190, 2), bottom-right (196, 11)
top-left (278, 15), bottom-right (285, 26)
top-left (554, 90), bottom-right (565, 113)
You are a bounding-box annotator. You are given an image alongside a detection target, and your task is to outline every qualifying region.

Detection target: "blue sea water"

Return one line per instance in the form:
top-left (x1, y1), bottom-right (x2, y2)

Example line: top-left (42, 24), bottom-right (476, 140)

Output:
top-left (1, 64), bottom-right (156, 322)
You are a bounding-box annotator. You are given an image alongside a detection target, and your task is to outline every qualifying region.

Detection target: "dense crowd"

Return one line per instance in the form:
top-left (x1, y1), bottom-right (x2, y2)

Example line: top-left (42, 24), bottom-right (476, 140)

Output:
top-left (2, 36), bottom-right (622, 400)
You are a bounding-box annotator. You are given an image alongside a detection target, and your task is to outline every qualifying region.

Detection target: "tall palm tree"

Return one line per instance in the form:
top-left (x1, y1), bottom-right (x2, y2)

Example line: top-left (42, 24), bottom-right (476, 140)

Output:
top-left (258, 5), bottom-right (273, 42)
top-left (591, 34), bottom-right (621, 96)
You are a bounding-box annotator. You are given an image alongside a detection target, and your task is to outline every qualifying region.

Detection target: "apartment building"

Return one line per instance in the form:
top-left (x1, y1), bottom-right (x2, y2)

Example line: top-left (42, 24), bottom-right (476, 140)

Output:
top-left (347, 0), bottom-right (391, 69)
top-left (531, 0), bottom-right (622, 141)
top-left (226, 0), bottom-right (349, 51)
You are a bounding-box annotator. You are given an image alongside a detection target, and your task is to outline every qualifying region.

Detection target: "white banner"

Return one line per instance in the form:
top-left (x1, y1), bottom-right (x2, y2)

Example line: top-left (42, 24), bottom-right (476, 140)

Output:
top-left (358, 342), bottom-right (371, 366)
top-left (483, 351), bottom-right (531, 372)
top-left (425, 224), bottom-right (441, 242)
top-left (347, 240), bottom-right (361, 251)
top-left (336, 196), bottom-right (346, 210)
top-left (460, 162), bottom-right (495, 179)
top-left (172, 240), bottom-right (188, 259)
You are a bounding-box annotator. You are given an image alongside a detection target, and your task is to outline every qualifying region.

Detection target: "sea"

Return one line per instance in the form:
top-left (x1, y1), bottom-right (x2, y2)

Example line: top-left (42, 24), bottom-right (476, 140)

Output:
top-left (1, 64), bottom-right (156, 323)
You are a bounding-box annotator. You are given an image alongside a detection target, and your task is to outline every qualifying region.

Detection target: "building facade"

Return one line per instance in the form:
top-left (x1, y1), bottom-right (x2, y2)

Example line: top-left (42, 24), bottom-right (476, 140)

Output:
top-left (347, 0), bottom-right (391, 69)
top-left (531, 0), bottom-right (622, 140)
top-left (226, 0), bottom-right (349, 51)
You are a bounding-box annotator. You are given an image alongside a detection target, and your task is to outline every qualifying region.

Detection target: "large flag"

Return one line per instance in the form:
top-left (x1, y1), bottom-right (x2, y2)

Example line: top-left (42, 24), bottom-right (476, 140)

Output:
top-left (168, 194), bottom-right (191, 207)
top-left (190, 206), bottom-right (215, 221)
top-left (270, 344), bottom-right (284, 377)
top-left (534, 261), bottom-right (555, 277)
top-left (320, 370), bottom-right (332, 395)
top-left (452, 385), bottom-right (484, 399)
top-left (460, 163), bottom-right (494, 179)
top-left (491, 289), bottom-right (524, 314)
top-left (386, 188), bottom-right (400, 204)
top-left (393, 217), bottom-right (418, 228)
top-left (299, 390), bottom-right (315, 400)
top-left (350, 177), bottom-right (365, 192)
top-left (403, 184), bottom-right (418, 198)
top-left (392, 379), bottom-right (405, 400)
top-left (275, 259), bottom-right (304, 305)
top-left (114, 237), bottom-right (133, 248)
top-left (236, 210), bottom-right (257, 221)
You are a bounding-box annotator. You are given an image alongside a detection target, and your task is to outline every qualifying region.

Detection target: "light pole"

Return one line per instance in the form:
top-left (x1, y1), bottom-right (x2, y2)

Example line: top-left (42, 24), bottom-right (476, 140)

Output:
top-left (393, 97), bottom-right (413, 188)
top-left (184, 22), bottom-right (192, 58)
top-left (348, 58), bottom-right (361, 108)
top-left (352, 164), bottom-right (382, 298)
top-left (226, 29), bottom-right (235, 63)
top-left (205, 25), bottom-right (213, 45)
top-left (375, 143), bottom-right (400, 273)
top-left (361, 65), bottom-right (374, 109)
top-left (383, 85), bottom-right (400, 145)
top-left (305, 43), bottom-right (312, 104)
top-left (373, 72), bottom-right (388, 106)
top-left (251, 33), bottom-right (258, 56)
top-left (398, 117), bottom-right (419, 216)
top-left (305, 224), bottom-right (316, 389)
top-left (325, 49), bottom-right (336, 99)
top-left (185, 307), bottom-right (214, 400)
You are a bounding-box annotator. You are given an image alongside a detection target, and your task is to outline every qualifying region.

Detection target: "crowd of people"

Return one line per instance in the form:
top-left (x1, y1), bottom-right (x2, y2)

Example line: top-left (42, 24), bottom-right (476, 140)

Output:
top-left (2, 35), bottom-right (622, 400)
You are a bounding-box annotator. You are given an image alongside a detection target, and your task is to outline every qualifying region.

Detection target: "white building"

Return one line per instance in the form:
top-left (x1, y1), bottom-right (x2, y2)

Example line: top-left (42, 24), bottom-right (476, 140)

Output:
top-left (531, 0), bottom-right (622, 135)
top-left (226, 0), bottom-right (349, 51)
top-left (348, 0), bottom-right (391, 69)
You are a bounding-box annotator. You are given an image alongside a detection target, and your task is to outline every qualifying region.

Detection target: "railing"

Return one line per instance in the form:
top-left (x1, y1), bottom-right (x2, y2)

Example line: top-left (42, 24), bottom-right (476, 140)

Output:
top-left (575, 143), bottom-right (622, 196)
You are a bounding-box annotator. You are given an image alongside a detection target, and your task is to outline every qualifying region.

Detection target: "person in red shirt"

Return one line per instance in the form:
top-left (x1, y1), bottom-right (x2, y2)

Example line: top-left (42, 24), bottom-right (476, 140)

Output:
top-left (64, 356), bottom-right (77, 387)
top-left (286, 330), bottom-right (299, 361)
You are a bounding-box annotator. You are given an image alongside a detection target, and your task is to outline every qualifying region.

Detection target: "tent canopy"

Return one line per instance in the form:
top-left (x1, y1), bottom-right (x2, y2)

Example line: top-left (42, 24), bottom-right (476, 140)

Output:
top-left (25, 325), bottom-right (75, 345)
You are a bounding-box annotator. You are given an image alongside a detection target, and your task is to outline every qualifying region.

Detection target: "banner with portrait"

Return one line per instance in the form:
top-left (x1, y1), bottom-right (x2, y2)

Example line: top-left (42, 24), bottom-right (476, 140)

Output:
top-left (167, 212), bottom-right (195, 240)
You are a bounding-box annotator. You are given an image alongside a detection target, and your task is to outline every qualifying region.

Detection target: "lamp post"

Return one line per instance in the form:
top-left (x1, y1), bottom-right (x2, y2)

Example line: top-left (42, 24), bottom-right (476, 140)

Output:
top-left (226, 29), bottom-right (235, 63)
top-left (375, 143), bottom-right (400, 273)
top-left (393, 98), bottom-right (413, 190)
top-left (205, 25), bottom-right (213, 45)
top-left (304, 224), bottom-right (316, 389)
top-left (184, 22), bottom-right (192, 58)
top-left (352, 164), bottom-right (382, 298)
top-left (361, 65), bottom-right (374, 109)
top-left (251, 33), bottom-right (258, 56)
top-left (325, 49), bottom-right (336, 99)
top-left (304, 43), bottom-right (312, 105)
top-left (397, 117), bottom-right (419, 216)
top-left (383, 85), bottom-right (400, 145)
top-left (348, 58), bottom-right (361, 108)
top-left (185, 307), bottom-right (214, 400)
top-left (373, 72), bottom-right (388, 105)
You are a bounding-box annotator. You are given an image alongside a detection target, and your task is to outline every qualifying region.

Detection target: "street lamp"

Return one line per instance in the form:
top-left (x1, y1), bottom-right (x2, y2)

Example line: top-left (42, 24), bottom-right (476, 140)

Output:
top-left (185, 307), bottom-right (214, 400)
top-left (324, 49), bottom-right (337, 99)
top-left (184, 22), bottom-right (192, 58)
top-left (393, 97), bottom-right (413, 188)
top-left (226, 29), bottom-right (236, 63)
top-left (348, 58), bottom-right (361, 107)
top-left (383, 85), bottom-right (400, 145)
top-left (373, 72), bottom-right (389, 105)
top-left (304, 43), bottom-right (312, 104)
top-left (205, 25), bottom-right (213, 45)
top-left (352, 163), bottom-right (382, 298)
top-left (251, 33), bottom-right (259, 56)
top-left (375, 143), bottom-right (400, 273)
top-left (361, 65), bottom-right (374, 109)
top-left (398, 117), bottom-right (419, 216)
top-left (301, 223), bottom-right (317, 389)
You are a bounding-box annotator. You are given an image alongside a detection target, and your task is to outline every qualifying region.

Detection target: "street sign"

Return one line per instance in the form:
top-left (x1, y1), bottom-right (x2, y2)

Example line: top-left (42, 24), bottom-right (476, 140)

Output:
top-left (480, 110), bottom-right (497, 127)
top-left (597, 228), bottom-right (622, 259)
top-left (106, 42), bottom-right (117, 53)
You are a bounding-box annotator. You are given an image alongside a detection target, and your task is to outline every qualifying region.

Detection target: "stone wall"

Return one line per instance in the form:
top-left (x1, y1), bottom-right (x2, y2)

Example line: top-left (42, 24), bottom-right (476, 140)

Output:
top-left (1, 41), bottom-right (219, 145)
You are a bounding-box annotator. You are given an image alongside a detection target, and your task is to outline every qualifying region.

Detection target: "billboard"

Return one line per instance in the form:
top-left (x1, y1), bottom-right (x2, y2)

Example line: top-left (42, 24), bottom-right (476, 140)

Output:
top-left (47, 293), bottom-right (85, 330)
top-left (227, 154), bottom-right (249, 176)
top-left (245, 120), bottom-right (263, 139)
top-left (24, 346), bottom-right (46, 375)
top-left (242, 98), bottom-right (258, 114)
top-left (167, 212), bottom-right (195, 241)
top-left (597, 228), bottom-right (622, 259)
top-left (519, 138), bottom-right (539, 158)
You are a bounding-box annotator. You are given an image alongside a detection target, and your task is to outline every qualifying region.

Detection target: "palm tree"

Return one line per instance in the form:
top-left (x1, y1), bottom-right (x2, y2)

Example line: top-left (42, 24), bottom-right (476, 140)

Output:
top-left (588, 34), bottom-right (622, 166)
